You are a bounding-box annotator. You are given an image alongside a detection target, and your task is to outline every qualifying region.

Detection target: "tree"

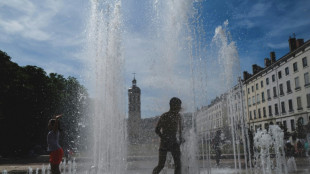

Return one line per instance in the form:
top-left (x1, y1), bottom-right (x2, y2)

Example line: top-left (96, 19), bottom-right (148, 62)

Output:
top-left (0, 50), bottom-right (90, 157)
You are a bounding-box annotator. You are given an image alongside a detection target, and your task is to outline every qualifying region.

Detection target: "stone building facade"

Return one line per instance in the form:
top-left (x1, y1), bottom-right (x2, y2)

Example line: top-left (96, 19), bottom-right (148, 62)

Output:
top-left (196, 94), bottom-right (228, 140)
top-left (243, 37), bottom-right (310, 133)
top-left (195, 37), bottom-right (310, 143)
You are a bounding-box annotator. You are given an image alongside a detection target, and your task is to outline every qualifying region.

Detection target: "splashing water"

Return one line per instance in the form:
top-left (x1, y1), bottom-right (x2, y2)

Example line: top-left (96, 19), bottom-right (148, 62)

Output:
top-left (211, 20), bottom-right (241, 93)
top-left (82, 0), bottom-right (299, 174)
top-left (86, 0), bottom-right (126, 173)
top-left (254, 125), bottom-right (288, 174)
top-left (85, 0), bottom-right (203, 173)
top-left (28, 167), bottom-right (33, 174)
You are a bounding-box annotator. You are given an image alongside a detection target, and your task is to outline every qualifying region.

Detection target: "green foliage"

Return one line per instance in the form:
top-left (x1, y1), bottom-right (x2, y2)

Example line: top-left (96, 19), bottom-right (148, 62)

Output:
top-left (0, 50), bottom-right (90, 157)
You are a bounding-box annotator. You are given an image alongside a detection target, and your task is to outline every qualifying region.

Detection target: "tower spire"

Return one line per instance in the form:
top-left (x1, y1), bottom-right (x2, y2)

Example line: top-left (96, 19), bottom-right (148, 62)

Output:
top-left (132, 73), bottom-right (137, 86)
top-left (128, 73), bottom-right (141, 144)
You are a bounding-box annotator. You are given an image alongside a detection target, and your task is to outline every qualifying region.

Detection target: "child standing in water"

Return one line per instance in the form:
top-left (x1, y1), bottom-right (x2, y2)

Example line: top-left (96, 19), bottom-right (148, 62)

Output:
top-left (47, 115), bottom-right (64, 174)
top-left (152, 97), bottom-right (183, 174)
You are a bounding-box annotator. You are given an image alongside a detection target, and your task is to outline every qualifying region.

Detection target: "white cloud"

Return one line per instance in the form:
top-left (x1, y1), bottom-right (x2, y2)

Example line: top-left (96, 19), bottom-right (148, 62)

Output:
top-left (0, 20), bottom-right (24, 33)
top-left (0, 0), bottom-right (64, 41)
top-left (0, 0), bottom-right (35, 14)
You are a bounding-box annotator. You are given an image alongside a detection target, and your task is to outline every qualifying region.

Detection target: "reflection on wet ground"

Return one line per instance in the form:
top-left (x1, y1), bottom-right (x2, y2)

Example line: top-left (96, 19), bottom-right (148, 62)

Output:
top-left (1, 156), bottom-right (309, 174)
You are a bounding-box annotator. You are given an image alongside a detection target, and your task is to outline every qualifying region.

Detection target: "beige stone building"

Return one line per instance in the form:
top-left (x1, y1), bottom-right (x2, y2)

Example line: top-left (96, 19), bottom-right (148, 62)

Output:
top-left (243, 37), bottom-right (310, 133)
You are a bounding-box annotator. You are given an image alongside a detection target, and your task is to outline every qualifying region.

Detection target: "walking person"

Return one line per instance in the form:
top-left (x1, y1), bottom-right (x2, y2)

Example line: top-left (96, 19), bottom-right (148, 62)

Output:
top-left (152, 97), bottom-right (184, 174)
top-left (285, 140), bottom-right (297, 172)
top-left (212, 130), bottom-right (222, 166)
top-left (47, 114), bottom-right (64, 174)
top-left (296, 140), bottom-right (303, 157)
top-left (304, 141), bottom-right (309, 157)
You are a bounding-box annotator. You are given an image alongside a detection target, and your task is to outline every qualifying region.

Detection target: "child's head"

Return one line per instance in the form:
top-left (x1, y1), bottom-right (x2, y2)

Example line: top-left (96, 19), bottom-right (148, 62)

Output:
top-left (169, 97), bottom-right (182, 112)
top-left (48, 119), bottom-right (61, 131)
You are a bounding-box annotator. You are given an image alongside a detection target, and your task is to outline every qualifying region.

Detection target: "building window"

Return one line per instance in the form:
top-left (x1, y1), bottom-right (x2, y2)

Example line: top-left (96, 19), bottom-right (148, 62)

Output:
top-left (257, 94), bottom-right (260, 103)
top-left (266, 78), bottom-right (269, 85)
top-left (273, 86), bottom-right (277, 98)
top-left (281, 101), bottom-right (286, 114)
top-left (256, 83), bottom-right (259, 90)
top-left (262, 92), bottom-right (265, 102)
top-left (269, 105), bottom-right (272, 116)
top-left (272, 74), bottom-right (275, 82)
top-left (254, 110), bottom-right (256, 119)
top-left (291, 119), bottom-right (295, 131)
top-left (252, 86), bottom-right (254, 92)
top-left (279, 84), bottom-right (284, 96)
top-left (287, 80), bottom-right (292, 93)
top-left (302, 57), bottom-right (308, 67)
top-left (307, 94), bottom-right (310, 108)
top-left (289, 99), bottom-right (294, 112)
top-left (275, 104), bottom-right (279, 115)
top-left (293, 62), bottom-right (298, 72)
top-left (261, 81), bottom-right (263, 88)
top-left (258, 108), bottom-right (261, 118)
top-left (297, 96), bottom-right (302, 110)
top-left (248, 97), bottom-right (251, 106)
top-left (285, 67), bottom-right (289, 76)
top-left (263, 107), bottom-right (266, 117)
top-left (304, 72), bottom-right (310, 87)
top-left (283, 120), bottom-right (287, 128)
top-left (295, 77), bottom-right (300, 90)
top-left (298, 117), bottom-right (304, 125)
top-left (264, 123), bottom-right (269, 130)
top-left (278, 71), bottom-right (282, 79)
top-left (267, 89), bottom-right (271, 100)
top-left (255, 125), bottom-right (259, 131)
top-left (252, 96), bottom-right (255, 105)
top-left (248, 88), bottom-right (250, 94)
top-left (249, 111), bottom-right (252, 120)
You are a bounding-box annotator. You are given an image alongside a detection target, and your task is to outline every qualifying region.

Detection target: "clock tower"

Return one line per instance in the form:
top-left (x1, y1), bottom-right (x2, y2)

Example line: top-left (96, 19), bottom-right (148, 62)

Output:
top-left (128, 75), bottom-right (141, 143)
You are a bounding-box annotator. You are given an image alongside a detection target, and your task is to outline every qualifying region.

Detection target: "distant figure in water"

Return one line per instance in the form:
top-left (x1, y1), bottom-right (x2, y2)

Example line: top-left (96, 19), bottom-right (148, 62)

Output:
top-left (47, 115), bottom-right (64, 174)
top-left (212, 130), bottom-right (222, 166)
top-left (152, 97), bottom-right (184, 174)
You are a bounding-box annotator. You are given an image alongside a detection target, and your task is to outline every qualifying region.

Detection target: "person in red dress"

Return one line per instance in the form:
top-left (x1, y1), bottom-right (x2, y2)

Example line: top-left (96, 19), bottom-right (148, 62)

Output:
top-left (47, 115), bottom-right (64, 174)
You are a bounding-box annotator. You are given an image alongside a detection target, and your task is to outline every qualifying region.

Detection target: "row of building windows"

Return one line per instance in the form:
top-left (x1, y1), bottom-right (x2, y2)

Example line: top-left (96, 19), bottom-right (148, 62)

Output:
top-left (199, 118), bottom-right (223, 129)
top-left (251, 116), bottom-right (310, 132)
top-left (247, 57), bottom-right (308, 94)
top-left (206, 112), bottom-right (222, 120)
top-left (249, 94), bottom-right (310, 120)
top-left (248, 72), bottom-right (310, 106)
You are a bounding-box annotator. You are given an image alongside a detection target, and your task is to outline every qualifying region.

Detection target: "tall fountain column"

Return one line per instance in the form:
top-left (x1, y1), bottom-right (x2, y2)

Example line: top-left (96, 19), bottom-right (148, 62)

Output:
top-left (86, 0), bottom-right (126, 173)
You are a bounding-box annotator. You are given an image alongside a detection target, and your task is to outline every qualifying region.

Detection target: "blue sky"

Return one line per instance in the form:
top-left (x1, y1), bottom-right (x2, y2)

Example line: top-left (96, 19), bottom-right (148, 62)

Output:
top-left (1, 0), bottom-right (310, 118)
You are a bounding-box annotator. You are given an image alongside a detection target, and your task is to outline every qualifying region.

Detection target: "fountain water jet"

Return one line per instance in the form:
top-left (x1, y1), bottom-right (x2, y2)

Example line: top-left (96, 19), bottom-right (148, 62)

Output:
top-left (83, 0), bottom-right (298, 174)
top-left (254, 125), bottom-right (287, 174)
top-left (86, 0), bottom-right (126, 173)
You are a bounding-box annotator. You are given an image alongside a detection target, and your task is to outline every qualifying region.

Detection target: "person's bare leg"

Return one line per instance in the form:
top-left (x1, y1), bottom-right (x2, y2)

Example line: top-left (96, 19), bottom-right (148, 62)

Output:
top-left (171, 146), bottom-right (181, 174)
top-left (51, 164), bottom-right (61, 174)
top-left (152, 150), bottom-right (167, 174)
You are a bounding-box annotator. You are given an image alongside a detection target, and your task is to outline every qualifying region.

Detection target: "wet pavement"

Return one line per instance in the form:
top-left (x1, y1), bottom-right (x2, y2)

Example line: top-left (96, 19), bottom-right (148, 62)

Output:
top-left (1, 156), bottom-right (310, 173)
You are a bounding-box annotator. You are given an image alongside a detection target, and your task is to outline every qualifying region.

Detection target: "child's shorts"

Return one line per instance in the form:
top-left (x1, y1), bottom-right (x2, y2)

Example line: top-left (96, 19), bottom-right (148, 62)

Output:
top-left (49, 148), bottom-right (64, 165)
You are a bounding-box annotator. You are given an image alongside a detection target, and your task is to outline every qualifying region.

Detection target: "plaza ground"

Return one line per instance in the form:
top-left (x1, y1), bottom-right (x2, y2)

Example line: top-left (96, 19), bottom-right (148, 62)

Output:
top-left (1, 155), bottom-right (310, 174)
